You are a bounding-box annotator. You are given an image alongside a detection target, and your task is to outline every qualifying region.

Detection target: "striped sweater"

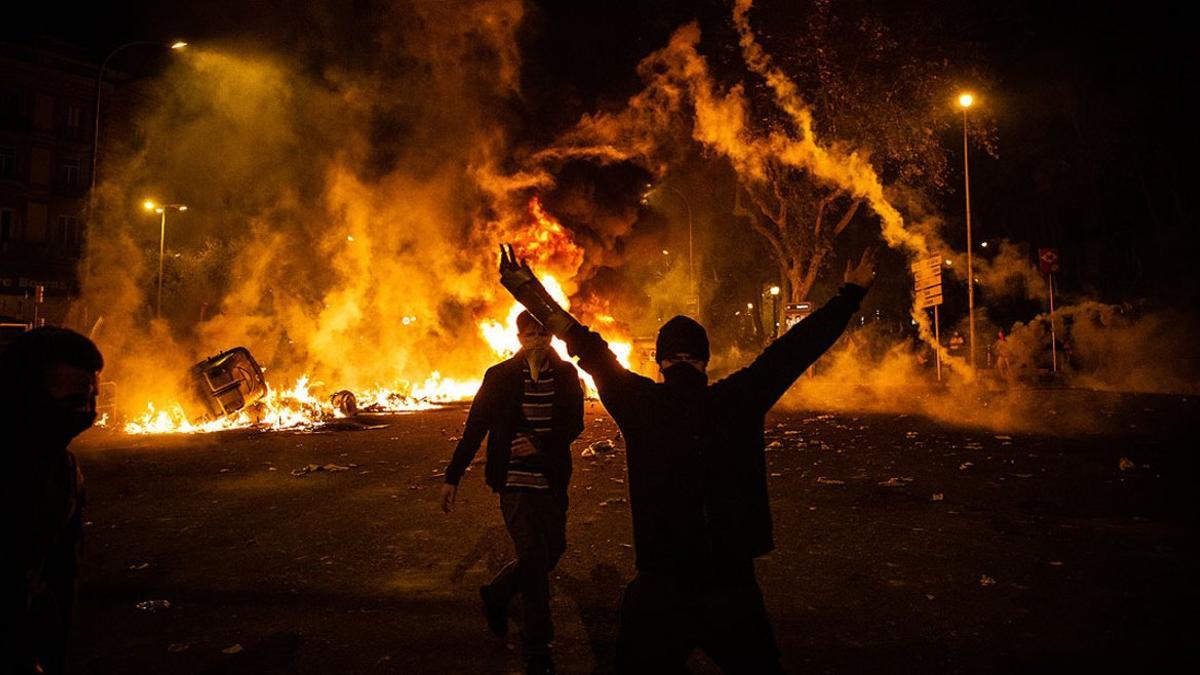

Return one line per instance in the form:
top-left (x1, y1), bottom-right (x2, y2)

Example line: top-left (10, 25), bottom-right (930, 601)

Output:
top-left (505, 360), bottom-right (555, 490)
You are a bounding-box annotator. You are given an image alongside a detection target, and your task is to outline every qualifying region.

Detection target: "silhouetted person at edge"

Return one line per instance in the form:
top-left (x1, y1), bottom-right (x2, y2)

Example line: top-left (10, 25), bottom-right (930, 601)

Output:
top-left (1, 328), bottom-right (104, 675)
top-left (499, 243), bottom-right (877, 674)
top-left (441, 311), bottom-right (584, 675)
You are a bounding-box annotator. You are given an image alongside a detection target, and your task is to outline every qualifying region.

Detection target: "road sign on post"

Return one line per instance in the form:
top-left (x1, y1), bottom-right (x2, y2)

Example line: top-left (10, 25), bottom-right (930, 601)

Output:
top-left (783, 302), bottom-right (813, 331)
top-left (1039, 248), bottom-right (1060, 373)
top-left (911, 255), bottom-right (943, 310)
top-left (911, 255), bottom-right (944, 381)
top-left (1038, 248), bottom-right (1060, 275)
top-left (784, 302), bottom-right (816, 377)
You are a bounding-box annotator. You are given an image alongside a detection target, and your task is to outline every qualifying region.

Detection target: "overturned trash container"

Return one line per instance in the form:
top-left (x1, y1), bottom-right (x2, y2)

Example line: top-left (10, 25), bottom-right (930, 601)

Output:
top-left (183, 347), bottom-right (268, 423)
top-left (329, 390), bottom-right (358, 416)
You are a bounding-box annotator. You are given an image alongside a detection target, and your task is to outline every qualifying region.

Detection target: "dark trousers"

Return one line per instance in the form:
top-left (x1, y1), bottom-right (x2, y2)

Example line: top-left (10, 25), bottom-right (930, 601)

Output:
top-left (615, 567), bottom-right (784, 674)
top-left (487, 489), bottom-right (567, 656)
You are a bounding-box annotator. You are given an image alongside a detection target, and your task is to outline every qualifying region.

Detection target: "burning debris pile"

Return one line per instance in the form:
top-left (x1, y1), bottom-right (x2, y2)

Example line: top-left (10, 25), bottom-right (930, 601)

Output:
top-left (120, 196), bottom-right (633, 435)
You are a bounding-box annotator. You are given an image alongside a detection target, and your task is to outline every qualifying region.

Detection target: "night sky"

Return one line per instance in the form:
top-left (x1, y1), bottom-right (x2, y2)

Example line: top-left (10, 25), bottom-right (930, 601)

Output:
top-left (12, 0), bottom-right (1196, 308)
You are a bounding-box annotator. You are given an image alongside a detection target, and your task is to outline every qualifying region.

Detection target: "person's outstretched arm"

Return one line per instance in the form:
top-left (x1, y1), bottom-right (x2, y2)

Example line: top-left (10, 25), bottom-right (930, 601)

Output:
top-left (723, 248), bottom-right (877, 413)
top-left (498, 244), bottom-right (643, 407)
top-left (441, 369), bottom-right (498, 512)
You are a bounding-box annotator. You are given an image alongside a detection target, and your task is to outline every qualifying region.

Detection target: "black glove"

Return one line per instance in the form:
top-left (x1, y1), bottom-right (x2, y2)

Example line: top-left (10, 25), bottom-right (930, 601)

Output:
top-left (498, 244), bottom-right (580, 338)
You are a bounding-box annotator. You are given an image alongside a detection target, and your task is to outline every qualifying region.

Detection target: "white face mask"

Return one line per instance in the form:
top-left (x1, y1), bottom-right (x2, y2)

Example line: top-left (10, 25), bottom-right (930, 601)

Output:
top-left (518, 329), bottom-right (550, 354)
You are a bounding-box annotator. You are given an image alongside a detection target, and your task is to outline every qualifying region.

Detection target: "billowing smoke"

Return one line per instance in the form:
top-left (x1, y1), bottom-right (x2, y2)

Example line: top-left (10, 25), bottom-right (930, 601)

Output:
top-left (83, 0), bottom-right (562, 416)
top-left (524, 0), bottom-right (1197, 423)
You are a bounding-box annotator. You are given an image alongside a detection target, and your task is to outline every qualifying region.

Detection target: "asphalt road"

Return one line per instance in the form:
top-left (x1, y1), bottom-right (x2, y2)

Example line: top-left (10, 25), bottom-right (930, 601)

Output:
top-left (66, 390), bottom-right (1198, 674)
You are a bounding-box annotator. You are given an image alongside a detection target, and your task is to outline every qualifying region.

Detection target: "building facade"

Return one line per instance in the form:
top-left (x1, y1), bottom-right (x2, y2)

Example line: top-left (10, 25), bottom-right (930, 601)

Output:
top-left (0, 41), bottom-right (103, 326)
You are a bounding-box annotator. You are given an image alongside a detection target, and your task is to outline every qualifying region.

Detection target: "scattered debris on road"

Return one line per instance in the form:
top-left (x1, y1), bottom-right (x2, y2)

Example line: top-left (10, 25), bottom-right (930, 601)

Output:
top-left (1118, 457), bottom-right (1136, 471)
top-left (979, 574), bottom-right (996, 587)
top-left (221, 644), bottom-right (244, 655)
top-left (134, 600), bottom-right (171, 612)
top-left (581, 439), bottom-right (615, 457)
top-left (291, 463), bottom-right (353, 477)
top-left (304, 419), bottom-right (389, 433)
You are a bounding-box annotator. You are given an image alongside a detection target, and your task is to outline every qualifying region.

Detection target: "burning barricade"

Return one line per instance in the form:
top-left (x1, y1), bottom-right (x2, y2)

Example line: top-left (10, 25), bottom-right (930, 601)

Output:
top-left (182, 347), bottom-right (268, 424)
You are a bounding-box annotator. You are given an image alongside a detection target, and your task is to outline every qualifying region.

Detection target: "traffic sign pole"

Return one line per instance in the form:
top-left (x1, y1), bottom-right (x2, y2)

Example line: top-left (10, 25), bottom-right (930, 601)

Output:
top-left (934, 305), bottom-right (941, 382)
top-left (1048, 272), bottom-right (1057, 374)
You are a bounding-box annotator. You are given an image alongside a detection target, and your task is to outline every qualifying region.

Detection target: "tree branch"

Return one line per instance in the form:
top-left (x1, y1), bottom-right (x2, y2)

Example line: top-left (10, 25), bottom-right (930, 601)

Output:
top-left (734, 187), bottom-right (787, 266)
top-left (832, 198), bottom-right (863, 237)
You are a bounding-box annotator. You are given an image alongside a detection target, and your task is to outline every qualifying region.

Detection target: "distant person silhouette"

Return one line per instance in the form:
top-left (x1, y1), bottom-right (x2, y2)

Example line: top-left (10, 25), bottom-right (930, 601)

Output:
top-left (948, 330), bottom-right (965, 357)
top-left (993, 330), bottom-right (1011, 374)
top-left (1, 328), bottom-right (103, 675)
top-left (498, 243), bottom-right (876, 673)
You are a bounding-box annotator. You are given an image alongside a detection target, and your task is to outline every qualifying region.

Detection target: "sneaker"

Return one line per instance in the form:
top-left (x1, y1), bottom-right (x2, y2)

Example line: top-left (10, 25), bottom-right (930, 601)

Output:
top-left (525, 653), bottom-right (556, 675)
top-left (479, 585), bottom-right (508, 638)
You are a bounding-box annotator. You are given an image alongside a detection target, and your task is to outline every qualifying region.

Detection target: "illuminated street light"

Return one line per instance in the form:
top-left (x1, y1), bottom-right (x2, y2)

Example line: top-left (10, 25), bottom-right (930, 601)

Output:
top-left (958, 90), bottom-right (978, 368)
top-left (144, 200), bottom-right (188, 319)
top-left (769, 286), bottom-right (781, 339)
top-left (85, 39), bottom-right (188, 323)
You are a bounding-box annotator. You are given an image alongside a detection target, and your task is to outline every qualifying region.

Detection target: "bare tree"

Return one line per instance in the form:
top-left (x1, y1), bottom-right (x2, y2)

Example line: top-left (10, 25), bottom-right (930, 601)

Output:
top-left (728, 0), bottom-right (995, 302)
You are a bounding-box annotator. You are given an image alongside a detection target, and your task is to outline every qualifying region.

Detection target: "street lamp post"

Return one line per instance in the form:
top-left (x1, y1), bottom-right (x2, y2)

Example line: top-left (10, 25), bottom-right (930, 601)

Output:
top-left (769, 285), bottom-right (781, 338)
top-left (84, 40), bottom-right (186, 320)
top-left (642, 184), bottom-right (697, 316)
top-left (144, 200), bottom-right (187, 319)
top-left (958, 92), bottom-right (977, 369)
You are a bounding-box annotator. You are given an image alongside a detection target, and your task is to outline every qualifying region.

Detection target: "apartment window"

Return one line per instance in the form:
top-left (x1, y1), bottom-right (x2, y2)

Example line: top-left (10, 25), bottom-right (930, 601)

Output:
top-left (0, 146), bottom-right (15, 178)
top-left (1, 208), bottom-right (15, 241)
top-left (58, 215), bottom-right (80, 243)
top-left (62, 158), bottom-right (80, 186)
top-left (65, 104), bottom-right (82, 132)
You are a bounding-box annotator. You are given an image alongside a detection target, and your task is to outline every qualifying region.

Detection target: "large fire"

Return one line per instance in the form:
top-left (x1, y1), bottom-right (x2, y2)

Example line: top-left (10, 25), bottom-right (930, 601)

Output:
top-left (123, 197), bottom-right (631, 435)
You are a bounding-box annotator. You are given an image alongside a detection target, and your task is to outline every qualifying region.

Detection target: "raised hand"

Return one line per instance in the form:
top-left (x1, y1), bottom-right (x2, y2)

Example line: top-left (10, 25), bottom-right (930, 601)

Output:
top-left (496, 242), bottom-right (581, 338)
top-left (499, 243), bottom-right (522, 275)
top-left (843, 247), bottom-right (878, 289)
top-left (499, 243), bottom-right (536, 292)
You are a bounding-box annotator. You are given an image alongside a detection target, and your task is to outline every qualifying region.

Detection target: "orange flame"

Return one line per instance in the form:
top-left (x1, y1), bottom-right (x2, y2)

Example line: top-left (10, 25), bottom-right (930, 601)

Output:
top-left (123, 196), bottom-right (632, 435)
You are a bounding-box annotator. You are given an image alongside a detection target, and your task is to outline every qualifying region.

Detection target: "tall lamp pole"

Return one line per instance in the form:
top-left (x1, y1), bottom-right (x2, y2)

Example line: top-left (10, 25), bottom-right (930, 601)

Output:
top-left (84, 41), bottom-right (187, 315)
top-left (769, 285), bottom-right (781, 338)
top-left (958, 92), bottom-right (977, 369)
top-left (143, 200), bottom-right (187, 319)
top-left (642, 184), bottom-right (697, 316)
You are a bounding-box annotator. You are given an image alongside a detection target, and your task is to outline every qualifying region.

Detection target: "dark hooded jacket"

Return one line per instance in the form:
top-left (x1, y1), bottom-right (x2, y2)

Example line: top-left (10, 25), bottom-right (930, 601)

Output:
top-left (564, 284), bottom-right (866, 574)
top-left (444, 350), bottom-right (585, 498)
top-left (2, 424), bottom-right (86, 675)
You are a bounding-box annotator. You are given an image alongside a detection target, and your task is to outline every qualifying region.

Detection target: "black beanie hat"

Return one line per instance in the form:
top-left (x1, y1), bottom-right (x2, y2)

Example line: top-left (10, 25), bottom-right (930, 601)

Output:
top-left (655, 315), bottom-right (710, 362)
